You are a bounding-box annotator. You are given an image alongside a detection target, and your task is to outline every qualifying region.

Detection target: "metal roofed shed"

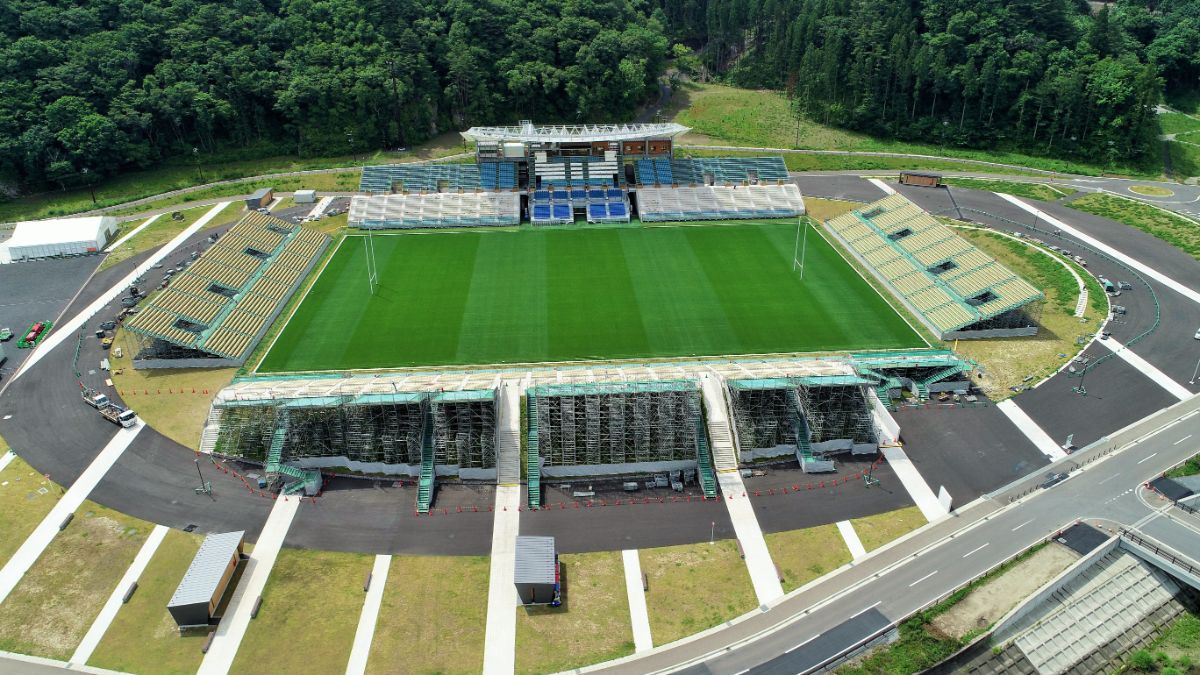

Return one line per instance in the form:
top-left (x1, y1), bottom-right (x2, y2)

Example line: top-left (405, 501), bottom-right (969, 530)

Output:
top-left (515, 536), bottom-right (560, 606)
top-left (167, 531), bottom-right (246, 629)
top-left (245, 187), bottom-right (274, 209)
top-left (0, 216), bottom-right (117, 262)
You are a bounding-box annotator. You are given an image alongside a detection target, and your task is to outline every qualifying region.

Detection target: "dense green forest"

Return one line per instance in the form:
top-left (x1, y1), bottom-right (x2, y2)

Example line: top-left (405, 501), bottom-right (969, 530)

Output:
top-left (0, 0), bottom-right (668, 191)
top-left (1, 0), bottom-right (1197, 193)
top-left (658, 0), bottom-right (1199, 164)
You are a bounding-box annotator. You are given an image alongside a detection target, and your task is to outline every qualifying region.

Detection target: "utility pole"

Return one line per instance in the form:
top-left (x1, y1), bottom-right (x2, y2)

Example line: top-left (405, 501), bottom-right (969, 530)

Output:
top-left (81, 167), bottom-right (96, 204)
top-left (193, 147), bottom-right (205, 182)
top-left (386, 59), bottom-right (404, 148)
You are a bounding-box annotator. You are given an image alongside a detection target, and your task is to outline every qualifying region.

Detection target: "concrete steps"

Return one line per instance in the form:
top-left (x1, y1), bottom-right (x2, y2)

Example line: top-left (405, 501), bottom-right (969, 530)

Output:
top-left (700, 377), bottom-right (738, 471)
top-left (496, 383), bottom-right (521, 485)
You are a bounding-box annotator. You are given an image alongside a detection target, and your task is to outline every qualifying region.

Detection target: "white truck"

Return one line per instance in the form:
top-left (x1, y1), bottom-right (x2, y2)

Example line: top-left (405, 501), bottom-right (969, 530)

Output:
top-left (82, 387), bottom-right (137, 428)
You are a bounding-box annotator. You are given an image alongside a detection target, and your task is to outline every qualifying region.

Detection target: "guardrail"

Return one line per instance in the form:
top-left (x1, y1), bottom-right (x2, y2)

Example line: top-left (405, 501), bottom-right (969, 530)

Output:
top-left (1121, 529), bottom-right (1200, 578)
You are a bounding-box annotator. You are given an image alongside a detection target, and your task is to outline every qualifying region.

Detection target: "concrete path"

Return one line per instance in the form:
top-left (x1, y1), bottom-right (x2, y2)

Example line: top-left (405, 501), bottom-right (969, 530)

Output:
top-left (836, 521), bottom-right (867, 560)
top-left (307, 196), bottom-right (334, 220)
top-left (13, 201), bottom-right (231, 381)
top-left (71, 524), bottom-right (169, 665)
top-left (1098, 338), bottom-right (1193, 402)
top-left (995, 193), bottom-right (1200, 306)
top-left (346, 554), bottom-right (391, 675)
top-left (197, 496), bottom-right (301, 675)
top-left (867, 178), bottom-right (897, 196)
top-left (997, 400), bottom-right (1069, 461)
top-left (0, 450), bottom-right (15, 474)
top-left (482, 484), bottom-right (521, 675)
top-left (880, 445), bottom-right (948, 522)
top-left (622, 550), bottom-right (654, 652)
top-left (0, 424), bottom-right (143, 604)
top-left (103, 213), bottom-right (161, 253)
top-left (716, 471), bottom-right (785, 605)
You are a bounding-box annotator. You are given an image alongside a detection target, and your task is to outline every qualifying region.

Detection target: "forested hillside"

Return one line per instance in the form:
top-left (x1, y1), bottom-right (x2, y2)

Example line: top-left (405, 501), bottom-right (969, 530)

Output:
top-left (0, 0), bottom-right (668, 190)
top-left (657, 0), bottom-right (1198, 165)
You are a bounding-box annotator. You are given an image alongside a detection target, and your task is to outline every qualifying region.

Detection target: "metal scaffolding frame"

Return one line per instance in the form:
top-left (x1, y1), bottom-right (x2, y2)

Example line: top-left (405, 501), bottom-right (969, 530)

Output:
top-left (212, 390), bottom-right (497, 470)
top-left (728, 378), bottom-right (878, 453)
top-left (529, 380), bottom-right (701, 467)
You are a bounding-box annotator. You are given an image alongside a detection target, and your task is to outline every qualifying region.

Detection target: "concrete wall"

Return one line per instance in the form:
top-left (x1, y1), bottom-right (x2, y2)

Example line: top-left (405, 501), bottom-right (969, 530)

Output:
top-left (295, 455), bottom-right (497, 480)
top-left (870, 389), bottom-right (900, 445)
top-left (943, 326), bottom-right (1039, 340)
top-left (739, 444), bottom-right (795, 461)
top-left (134, 356), bottom-right (241, 369)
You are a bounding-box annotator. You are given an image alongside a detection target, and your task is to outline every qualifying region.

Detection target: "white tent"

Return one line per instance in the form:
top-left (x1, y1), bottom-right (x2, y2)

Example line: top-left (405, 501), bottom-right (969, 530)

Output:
top-left (2, 216), bottom-right (117, 262)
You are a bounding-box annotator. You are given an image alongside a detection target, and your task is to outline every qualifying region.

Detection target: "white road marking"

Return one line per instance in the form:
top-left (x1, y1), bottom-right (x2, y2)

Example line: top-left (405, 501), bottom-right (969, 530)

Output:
top-left (1012, 519), bottom-right (1034, 531)
top-left (881, 446), bottom-right (948, 522)
top-left (1137, 452), bottom-right (1159, 464)
top-left (909, 570), bottom-right (938, 587)
top-left (1097, 338), bottom-right (1192, 401)
top-left (996, 193), bottom-right (1200, 306)
top-left (1174, 435), bottom-right (1193, 445)
top-left (1099, 474), bottom-right (1121, 485)
top-left (962, 543), bottom-right (989, 558)
top-left (0, 450), bottom-right (15, 474)
top-left (848, 600), bottom-right (883, 619)
top-left (997, 400), bottom-right (1068, 460)
top-left (868, 178), bottom-right (897, 195)
top-left (104, 213), bottom-right (161, 252)
top-left (785, 634), bottom-right (819, 654)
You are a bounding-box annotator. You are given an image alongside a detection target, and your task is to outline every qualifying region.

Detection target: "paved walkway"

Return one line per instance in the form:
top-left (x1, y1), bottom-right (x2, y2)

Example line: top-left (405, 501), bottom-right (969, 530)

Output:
top-left (622, 550), bottom-right (653, 652)
top-left (0, 424), bottom-right (143, 604)
top-left (346, 554), bottom-right (391, 675)
top-left (880, 445), bottom-right (948, 522)
top-left (71, 524), bottom-right (169, 665)
top-left (482, 484), bottom-right (521, 675)
top-left (867, 178), bottom-right (897, 195)
top-left (307, 196), bottom-right (334, 220)
top-left (197, 496), bottom-right (301, 675)
top-left (0, 450), bottom-right (15, 474)
top-left (12, 201), bottom-right (232, 381)
top-left (995, 193), bottom-right (1200, 306)
top-left (1098, 338), bottom-right (1193, 401)
top-left (716, 472), bottom-right (785, 605)
top-left (997, 400), bottom-right (1069, 461)
top-left (836, 521), bottom-right (867, 560)
top-left (104, 213), bottom-right (160, 253)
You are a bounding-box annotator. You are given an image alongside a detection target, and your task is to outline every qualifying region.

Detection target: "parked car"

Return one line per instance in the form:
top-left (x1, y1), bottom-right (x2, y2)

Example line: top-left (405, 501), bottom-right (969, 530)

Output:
top-left (1118, 281), bottom-right (1133, 290)
top-left (1041, 472), bottom-right (1069, 489)
top-left (0, 328), bottom-right (11, 342)
top-left (99, 321), bottom-right (117, 331)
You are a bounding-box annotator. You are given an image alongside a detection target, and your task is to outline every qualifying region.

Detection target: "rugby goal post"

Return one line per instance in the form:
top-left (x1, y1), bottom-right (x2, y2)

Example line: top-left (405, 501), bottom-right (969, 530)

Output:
top-left (792, 217), bottom-right (809, 280)
top-left (364, 227), bottom-right (379, 294)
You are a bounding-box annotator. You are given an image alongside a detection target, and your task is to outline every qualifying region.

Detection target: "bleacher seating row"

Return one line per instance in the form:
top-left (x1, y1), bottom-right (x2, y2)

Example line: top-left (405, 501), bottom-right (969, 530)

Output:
top-left (587, 201), bottom-right (629, 223)
top-left (360, 163), bottom-right (514, 193)
top-left (348, 193), bottom-right (520, 229)
top-left (531, 203), bottom-right (574, 226)
top-left (532, 188), bottom-right (625, 203)
top-left (824, 194), bottom-right (1044, 335)
top-left (637, 185), bottom-right (806, 222)
top-left (635, 157), bottom-right (789, 186)
top-left (533, 157), bottom-right (621, 188)
top-left (127, 213), bottom-right (329, 361)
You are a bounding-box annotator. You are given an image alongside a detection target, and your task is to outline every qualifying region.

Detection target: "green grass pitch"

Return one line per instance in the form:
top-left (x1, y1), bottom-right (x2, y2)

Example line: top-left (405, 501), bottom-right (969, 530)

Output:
top-left (258, 221), bottom-right (925, 371)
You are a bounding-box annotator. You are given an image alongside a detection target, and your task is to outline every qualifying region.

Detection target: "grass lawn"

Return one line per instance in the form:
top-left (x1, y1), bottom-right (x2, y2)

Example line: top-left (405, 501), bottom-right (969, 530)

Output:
top-left (1159, 111), bottom-right (1200, 136)
top-left (0, 501), bottom-right (150, 660)
top-left (949, 228), bottom-right (1107, 397)
top-left (0, 447), bottom-right (61, 567)
top-left (1067, 193), bottom-right (1200, 261)
top-left (100, 202), bottom-right (233, 271)
top-left (679, 147), bottom-right (1046, 177)
top-left (764, 524), bottom-right (852, 593)
top-left (87, 529), bottom-right (205, 675)
top-left (367, 555), bottom-right (489, 674)
top-left (668, 82), bottom-right (1155, 177)
top-left (1129, 185), bottom-right (1176, 197)
top-left (849, 506), bottom-right (926, 552)
top-left (1142, 612), bottom-right (1200, 669)
top-left (231, 548), bottom-right (373, 675)
top-left (940, 178), bottom-right (1075, 202)
top-left (110, 327), bottom-right (235, 450)
top-left (260, 221), bottom-right (924, 371)
top-left (640, 539), bottom-right (758, 646)
top-left (0, 131), bottom-right (467, 224)
top-left (1166, 453), bottom-right (1200, 479)
top-left (515, 551), bottom-right (634, 673)
top-left (1169, 139), bottom-right (1200, 180)
top-left (107, 171), bottom-right (360, 218)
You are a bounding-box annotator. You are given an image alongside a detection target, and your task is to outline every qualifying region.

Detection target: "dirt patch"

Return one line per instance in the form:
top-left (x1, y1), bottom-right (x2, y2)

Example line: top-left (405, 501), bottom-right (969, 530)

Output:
top-left (930, 544), bottom-right (1079, 640)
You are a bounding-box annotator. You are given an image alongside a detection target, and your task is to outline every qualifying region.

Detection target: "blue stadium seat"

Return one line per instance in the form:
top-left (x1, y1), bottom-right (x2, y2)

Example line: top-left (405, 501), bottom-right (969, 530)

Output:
top-left (609, 203), bottom-right (627, 217)
top-left (589, 204), bottom-right (606, 219)
top-left (533, 205), bottom-right (551, 220)
top-left (552, 191), bottom-right (569, 201)
top-left (606, 189), bottom-right (623, 199)
top-left (589, 189), bottom-right (605, 200)
top-left (533, 190), bottom-right (550, 201)
top-left (552, 204), bottom-right (571, 220)
top-left (570, 189), bottom-right (587, 200)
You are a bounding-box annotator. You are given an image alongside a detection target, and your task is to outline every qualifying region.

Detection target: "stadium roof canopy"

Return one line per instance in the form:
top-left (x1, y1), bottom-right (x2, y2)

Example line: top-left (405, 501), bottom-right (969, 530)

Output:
top-left (126, 212), bottom-right (328, 362)
top-left (461, 122), bottom-right (689, 143)
top-left (824, 194), bottom-right (1044, 336)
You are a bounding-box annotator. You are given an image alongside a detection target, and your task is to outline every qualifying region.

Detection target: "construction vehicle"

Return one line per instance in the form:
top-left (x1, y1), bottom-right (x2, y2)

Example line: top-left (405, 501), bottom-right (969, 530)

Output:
top-left (81, 386), bottom-right (137, 428)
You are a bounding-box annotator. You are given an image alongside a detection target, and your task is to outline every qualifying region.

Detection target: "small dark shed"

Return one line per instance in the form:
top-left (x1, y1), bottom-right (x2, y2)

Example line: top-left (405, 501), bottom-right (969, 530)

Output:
top-left (167, 531), bottom-right (246, 628)
top-left (515, 535), bottom-right (560, 606)
top-left (245, 187), bottom-right (274, 209)
top-left (899, 171), bottom-right (943, 188)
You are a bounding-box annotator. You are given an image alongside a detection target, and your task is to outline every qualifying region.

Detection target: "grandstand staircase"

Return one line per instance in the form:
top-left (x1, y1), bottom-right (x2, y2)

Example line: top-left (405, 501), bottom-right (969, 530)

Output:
top-left (198, 405), bottom-right (223, 455)
top-left (686, 395), bottom-right (719, 498)
top-left (913, 364), bottom-right (973, 399)
top-left (700, 378), bottom-right (739, 472)
top-left (265, 410), bottom-right (322, 496)
top-left (496, 382), bottom-right (522, 487)
top-left (526, 395), bottom-right (541, 510)
top-left (416, 403), bottom-right (436, 514)
top-left (787, 390), bottom-right (835, 473)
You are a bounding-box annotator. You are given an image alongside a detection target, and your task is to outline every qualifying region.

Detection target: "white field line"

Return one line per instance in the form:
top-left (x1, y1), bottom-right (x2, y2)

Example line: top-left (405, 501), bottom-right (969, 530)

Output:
top-left (1097, 337), bottom-right (1193, 401)
top-left (345, 554), bottom-right (391, 675)
top-left (13, 201), bottom-right (231, 381)
top-left (104, 213), bottom-right (162, 252)
top-left (71, 524), bottom-right (169, 664)
top-left (0, 424), bottom-right (143, 604)
top-left (622, 550), bottom-right (653, 652)
top-left (995, 193), bottom-right (1200, 306)
top-left (997, 400), bottom-right (1069, 461)
top-left (836, 520), bottom-right (867, 560)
